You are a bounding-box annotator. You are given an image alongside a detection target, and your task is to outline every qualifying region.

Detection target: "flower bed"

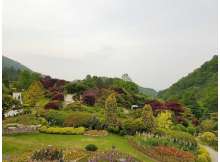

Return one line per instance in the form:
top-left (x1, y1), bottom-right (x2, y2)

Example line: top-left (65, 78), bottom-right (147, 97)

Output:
top-left (128, 138), bottom-right (196, 162)
top-left (64, 149), bottom-right (88, 161)
top-left (88, 150), bottom-right (140, 162)
top-left (84, 130), bottom-right (108, 137)
top-left (31, 146), bottom-right (63, 161)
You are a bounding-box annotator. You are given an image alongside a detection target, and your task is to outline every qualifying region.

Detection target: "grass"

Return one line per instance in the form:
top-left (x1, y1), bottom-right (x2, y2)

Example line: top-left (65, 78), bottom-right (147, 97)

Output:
top-left (3, 133), bottom-right (154, 162)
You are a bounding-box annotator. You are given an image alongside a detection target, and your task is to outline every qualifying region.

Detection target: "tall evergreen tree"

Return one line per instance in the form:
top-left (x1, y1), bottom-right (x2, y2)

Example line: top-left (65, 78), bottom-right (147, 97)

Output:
top-left (23, 81), bottom-right (45, 107)
top-left (105, 93), bottom-right (118, 127)
top-left (142, 104), bottom-right (156, 132)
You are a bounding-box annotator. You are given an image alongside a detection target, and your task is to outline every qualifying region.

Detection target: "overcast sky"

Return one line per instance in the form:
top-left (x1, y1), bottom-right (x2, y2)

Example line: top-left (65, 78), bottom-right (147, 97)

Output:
top-left (3, 0), bottom-right (217, 90)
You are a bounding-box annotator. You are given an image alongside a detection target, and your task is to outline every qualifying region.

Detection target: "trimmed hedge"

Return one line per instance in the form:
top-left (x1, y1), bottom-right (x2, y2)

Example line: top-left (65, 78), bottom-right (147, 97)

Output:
top-left (85, 144), bottom-right (98, 151)
top-left (39, 126), bottom-right (85, 135)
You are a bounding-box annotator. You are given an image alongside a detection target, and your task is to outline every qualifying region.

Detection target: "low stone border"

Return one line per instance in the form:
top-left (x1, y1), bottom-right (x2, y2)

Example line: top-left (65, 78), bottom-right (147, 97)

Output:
top-left (84, 130), bottom-right (108, 137)
top-left (3, 123), bottom-right (41, 134)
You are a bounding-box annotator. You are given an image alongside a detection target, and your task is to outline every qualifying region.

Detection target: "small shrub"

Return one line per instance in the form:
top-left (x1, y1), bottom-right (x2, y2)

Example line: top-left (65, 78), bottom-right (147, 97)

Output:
top-left (31, 146), bottom-right (63, 161)
top-left (107, 126), bottom-right (120, 134)
top-left (64, 101), bottom-right (83, 111)
top-left (44, 100), bottom-right (62, 110)
top-left (82, 93), bottom-right (96, 106)
top-left (122, 118), bottom-right (145, 135)
top-left (85, 144), bottom-right (98, 151)
top-left (44, 110), bottom-right (69, 126)
top-left (199, 132), bottom-right (217, 149)
top-left (200, 119), bottom-right (215, 132)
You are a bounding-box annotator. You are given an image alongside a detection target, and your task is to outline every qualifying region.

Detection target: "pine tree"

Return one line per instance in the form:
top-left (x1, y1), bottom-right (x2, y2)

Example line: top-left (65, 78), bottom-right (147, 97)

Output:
top-left (23, 81), bottom-right (44, 107)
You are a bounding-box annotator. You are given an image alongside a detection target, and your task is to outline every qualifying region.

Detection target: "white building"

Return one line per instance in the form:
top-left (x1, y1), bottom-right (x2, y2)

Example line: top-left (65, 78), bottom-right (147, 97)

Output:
top-left (64, 94), bottom-right (75, 106)
top-left (12, 92), bottom-right (23, 104)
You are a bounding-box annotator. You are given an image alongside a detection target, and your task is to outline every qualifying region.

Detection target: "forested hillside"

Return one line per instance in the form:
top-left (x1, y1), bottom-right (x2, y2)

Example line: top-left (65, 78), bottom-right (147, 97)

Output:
top-left (158, 55), bottom-right (218, 118)
top-left (121, 73), bottom-right (157, 98)
top-left (3, 56), bottom-right (31, 71)
top-left (2, 56), bottom-right (40, 92)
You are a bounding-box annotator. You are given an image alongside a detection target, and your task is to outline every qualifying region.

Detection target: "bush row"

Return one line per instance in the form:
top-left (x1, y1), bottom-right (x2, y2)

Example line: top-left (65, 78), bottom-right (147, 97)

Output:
top-left (39, 126), bottom-right (85, 135)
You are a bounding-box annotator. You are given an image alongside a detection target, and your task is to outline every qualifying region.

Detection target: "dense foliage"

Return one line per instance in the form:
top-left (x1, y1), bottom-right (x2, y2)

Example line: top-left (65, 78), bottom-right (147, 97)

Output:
top-left (159, 55), bottom-right (218, 118)
top-left (64, 75), bottom-right (147, 108)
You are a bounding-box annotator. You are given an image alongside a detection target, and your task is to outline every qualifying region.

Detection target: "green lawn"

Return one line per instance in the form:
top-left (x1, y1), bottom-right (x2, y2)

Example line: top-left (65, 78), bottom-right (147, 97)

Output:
top-left (3, 133), bottom-right (154, 162)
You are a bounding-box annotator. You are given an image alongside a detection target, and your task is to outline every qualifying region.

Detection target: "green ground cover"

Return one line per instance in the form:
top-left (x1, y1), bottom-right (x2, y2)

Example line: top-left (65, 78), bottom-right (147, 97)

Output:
top-left (3, 133), bottom-right (154, 162)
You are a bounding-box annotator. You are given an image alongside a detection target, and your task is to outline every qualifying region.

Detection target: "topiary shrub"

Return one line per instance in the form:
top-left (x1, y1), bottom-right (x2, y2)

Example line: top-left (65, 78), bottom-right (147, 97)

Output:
top-left (85, 144), bottom-right (98, 151)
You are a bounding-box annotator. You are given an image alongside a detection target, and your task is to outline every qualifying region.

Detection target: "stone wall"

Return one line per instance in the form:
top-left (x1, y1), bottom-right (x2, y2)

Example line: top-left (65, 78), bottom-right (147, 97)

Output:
top-left (3, 123), bottom-right (41, 134)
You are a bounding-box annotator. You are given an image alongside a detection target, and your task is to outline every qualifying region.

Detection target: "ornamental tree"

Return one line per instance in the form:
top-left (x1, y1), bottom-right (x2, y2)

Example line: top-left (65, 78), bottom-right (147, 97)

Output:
top-left (105, 93), bottom-right (118, 127)
top-left (142, 104), bottom-right (156, 132)
top-left (23, 81), bottom-right (45, 107)
top-left (156, 110), bottom-right (173, 130)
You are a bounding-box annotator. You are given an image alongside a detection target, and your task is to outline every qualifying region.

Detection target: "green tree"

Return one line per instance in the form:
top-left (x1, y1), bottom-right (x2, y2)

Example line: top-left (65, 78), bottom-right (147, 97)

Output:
top-left (156, 110), bottom-right (173, 130)
top-left (17, 70), bottom-right (40, 90)
top-left (142, 104), bottom-right (156, 132)
top-left (105, 93), bottom-right (118, 127)
top-left (65, 82), bottom-right (87, 94)
top-left (23, 81), bottom-right (45, 107)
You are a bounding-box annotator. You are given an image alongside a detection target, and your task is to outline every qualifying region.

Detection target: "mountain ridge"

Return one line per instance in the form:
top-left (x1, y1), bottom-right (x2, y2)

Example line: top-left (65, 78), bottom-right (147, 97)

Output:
top-left (158, 55), bottom-right (218, 117)
top-left (3, 56), bottom-right (31, 71)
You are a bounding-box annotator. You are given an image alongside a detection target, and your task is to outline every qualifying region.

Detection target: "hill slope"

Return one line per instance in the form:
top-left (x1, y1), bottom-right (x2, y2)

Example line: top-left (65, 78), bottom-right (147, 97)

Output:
top-left (121, 73), bottom-right (157, 98)
top-left (158, 55), bottom-right (218, 117)
top-left (138, 86), bottom-right (157, 97)
top-left (3, 56), bottom-right (31, 71)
